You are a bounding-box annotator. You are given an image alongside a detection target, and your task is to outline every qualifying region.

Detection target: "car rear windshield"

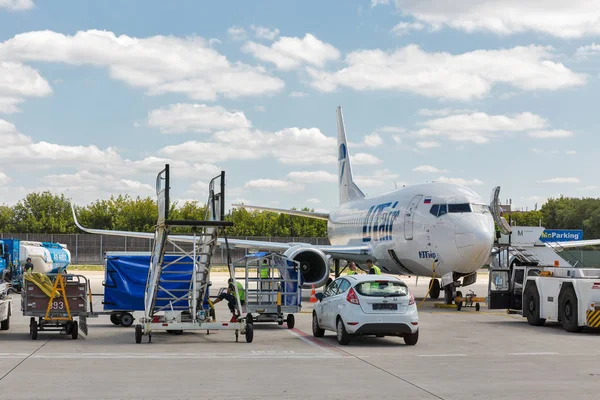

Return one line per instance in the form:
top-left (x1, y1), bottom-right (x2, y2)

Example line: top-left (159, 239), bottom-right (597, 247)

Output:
top-left (355, 281), bottom-right (409, 297)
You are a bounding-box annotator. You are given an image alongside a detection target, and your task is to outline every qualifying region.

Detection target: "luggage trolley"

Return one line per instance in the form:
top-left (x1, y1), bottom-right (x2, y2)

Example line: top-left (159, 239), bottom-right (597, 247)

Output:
top-left (236, 252), bottom-right (302, 328)
top-left (21, 271), bottom-right (91, 340)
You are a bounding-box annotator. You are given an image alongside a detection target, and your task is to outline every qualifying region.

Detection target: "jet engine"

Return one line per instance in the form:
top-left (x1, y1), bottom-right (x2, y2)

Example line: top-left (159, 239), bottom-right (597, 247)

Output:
top-left (283, 246), bottom-right (330, 289)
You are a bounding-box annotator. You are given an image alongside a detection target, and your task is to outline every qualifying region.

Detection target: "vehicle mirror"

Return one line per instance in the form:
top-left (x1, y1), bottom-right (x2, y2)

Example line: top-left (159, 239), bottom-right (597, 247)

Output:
top-left (315, 292), bottom-right (323, 301)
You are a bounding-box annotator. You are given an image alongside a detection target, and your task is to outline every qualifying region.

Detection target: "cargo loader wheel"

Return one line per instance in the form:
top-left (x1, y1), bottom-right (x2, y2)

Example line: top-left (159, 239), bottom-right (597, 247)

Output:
top-left (524, 285), bottom-right (545, 326)
top-left (110, 314), bottom-right (121, 326)
top-left (30, 319), bottom-right (38, 340)
top-left (429, 279), bottom-right (440, 299)
top-left (71, 321), bottom-right (78, 340)
top-left (245, 323), bottom-right (254, 343)
top-left (120, 313), bottom-right (134, 327)
top-left (135, 324), bottom-right (143, 344)
top-left (560, 288), bottom-right (583, 333)
top-left (286, 314), bottom-right (295, 329)
top-left (246, 313), bottom-right (253, 324)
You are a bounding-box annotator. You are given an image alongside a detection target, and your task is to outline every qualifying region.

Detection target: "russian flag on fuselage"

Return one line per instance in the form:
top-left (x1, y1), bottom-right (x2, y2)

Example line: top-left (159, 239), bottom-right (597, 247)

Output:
top-left (424, 197), bottom-right (431, 204)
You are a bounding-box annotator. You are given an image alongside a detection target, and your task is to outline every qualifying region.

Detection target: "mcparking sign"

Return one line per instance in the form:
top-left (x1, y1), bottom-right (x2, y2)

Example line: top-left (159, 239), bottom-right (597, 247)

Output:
top-left (539, 229), bottom-right (583, 242)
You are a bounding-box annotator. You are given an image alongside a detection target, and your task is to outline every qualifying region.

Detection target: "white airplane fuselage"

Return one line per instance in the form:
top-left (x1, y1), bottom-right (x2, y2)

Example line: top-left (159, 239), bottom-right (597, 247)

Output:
top-left (327, 182), bottom-right (495, 278)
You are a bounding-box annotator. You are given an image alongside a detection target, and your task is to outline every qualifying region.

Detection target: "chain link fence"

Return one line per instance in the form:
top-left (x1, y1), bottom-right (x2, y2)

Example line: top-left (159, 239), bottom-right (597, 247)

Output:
top-left (0, 233), bottom-right (330, 265)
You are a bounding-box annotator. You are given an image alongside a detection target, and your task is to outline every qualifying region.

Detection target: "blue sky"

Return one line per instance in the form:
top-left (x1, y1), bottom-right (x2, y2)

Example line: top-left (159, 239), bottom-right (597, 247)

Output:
top-left (0, 0), bottom-right (599, 213)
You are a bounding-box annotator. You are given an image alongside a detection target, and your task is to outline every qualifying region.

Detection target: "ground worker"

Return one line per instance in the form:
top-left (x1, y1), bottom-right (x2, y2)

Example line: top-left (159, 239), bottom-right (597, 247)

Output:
top-left (346, 261), bottom-right (358, 275)
top-left (24, 257), bottom-right (34, 273)
top-left (260, 259), bottom-right (271, 301)
top-left (212, 282), bottom-right (240, 319)
top-left (366, 259), bottom-right (381, 275)
top-left (228, 278), bottom-right (245, 306)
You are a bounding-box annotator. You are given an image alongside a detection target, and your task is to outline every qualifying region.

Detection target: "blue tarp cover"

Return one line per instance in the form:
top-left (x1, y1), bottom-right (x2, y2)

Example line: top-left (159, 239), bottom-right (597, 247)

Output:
top-left (103, 254), bottom-right (195, 311)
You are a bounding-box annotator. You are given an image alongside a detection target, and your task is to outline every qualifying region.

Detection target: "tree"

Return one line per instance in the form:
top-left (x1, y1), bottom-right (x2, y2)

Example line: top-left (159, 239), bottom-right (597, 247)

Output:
top-left (0, 205), bottom-right (13, 232)
top-left (11, 192), bottom-right (75, 233)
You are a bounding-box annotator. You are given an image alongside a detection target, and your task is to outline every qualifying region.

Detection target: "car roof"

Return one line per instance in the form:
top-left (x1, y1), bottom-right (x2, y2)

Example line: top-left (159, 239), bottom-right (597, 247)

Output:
top-left (338, 274), bottom-right (404, 283)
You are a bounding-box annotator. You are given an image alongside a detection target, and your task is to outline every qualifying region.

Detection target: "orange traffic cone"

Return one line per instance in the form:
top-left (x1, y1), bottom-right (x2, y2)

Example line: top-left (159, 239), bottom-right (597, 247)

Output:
top-left (310, 284), bottom-right (317, 303)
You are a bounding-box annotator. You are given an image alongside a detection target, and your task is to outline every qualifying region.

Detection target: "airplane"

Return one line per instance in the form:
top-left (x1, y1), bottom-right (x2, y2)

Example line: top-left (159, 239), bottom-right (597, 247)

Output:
top-left (71, 106), bottom-right (503, 305)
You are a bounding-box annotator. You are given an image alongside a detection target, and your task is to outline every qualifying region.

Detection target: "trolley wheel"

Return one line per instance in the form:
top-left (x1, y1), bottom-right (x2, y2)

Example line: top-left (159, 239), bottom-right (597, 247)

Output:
top-left (245, 323), bottom-right (254, 343)
top-left (286, 314), bottom-right (295, 329)
top-left (246, 313), bottom-right (253, 324)
top-left (120, 313), bottom-right (134, 327)
top-left (135, 324), bottom-right (143, 344)
top-left (456, 302), bottom-right (462, 311)
top-left (31, 319), bottom-right (38, 340)
top-left (110, 313), bottom-right (122, 326)
top-left (0, 311), bottom-right (9, 331)
top-left (475, 303), bottom-right (480, 312)
top-left (71, 321), bottom-right (78, 340)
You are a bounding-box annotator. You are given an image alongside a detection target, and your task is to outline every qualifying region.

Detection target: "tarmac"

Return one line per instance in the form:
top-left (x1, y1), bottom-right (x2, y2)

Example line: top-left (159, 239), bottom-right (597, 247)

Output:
top-left (1, 270), bottom-right (600, 400)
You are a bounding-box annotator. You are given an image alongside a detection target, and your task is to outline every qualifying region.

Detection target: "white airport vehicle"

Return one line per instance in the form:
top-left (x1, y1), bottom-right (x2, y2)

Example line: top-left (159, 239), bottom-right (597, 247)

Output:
top-left (488, 226), bottom-right (600, 332)
top-left (0, 282), bottom-right (11, 331)
top-left (312, 274), bottom-right (419, 345)
top-left (71, 106), bottom-right (502, 305)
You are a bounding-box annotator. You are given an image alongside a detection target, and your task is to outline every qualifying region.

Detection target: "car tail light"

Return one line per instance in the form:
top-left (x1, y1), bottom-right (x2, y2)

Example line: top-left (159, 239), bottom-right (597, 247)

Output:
top-left (346, 287), bottom-right (360, 305)
top-left (408, 291), bottom-right (415, 305)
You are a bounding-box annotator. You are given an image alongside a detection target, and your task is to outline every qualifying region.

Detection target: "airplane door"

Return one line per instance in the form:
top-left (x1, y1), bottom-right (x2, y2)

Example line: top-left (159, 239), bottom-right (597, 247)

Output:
top-left (404, 195), bottom-right (423, 240)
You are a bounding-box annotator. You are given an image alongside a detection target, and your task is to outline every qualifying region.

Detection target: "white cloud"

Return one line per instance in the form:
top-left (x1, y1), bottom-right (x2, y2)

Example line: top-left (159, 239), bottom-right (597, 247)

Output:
top-left (416, 141), bottom-right (440, 149)
top-left (363, 132), bottom-right (383, 147)
top-left (289, 91), bottom-right (307, 97)
top-left (393, 0), bottom-right (600, 39)
top-left (435, 176), bottom-right (483, 186)
top-left (307, 45), bottom-right (584, 100)
top-left (391, 22), bottom-right (425, 36)
top-left (227, 26), bottom-right (247, 41)
top-left (244, 179), bottom-right (300, 192)
top-left (250, 25), bottom-right (280, 41)
top-left (579, 186), bottom-right (599, 191)
top-left (0, 62), bottom-right (52, 113)
top-left (0, 0), bottom-right (33, 10)
top-left (355, 169), bottom-right (401, 188)
top-left (378, 126), bottom-right (405, 133)
top-left (0, 171), bottom-right (10, 185)
top-left (413, 165), bottom-right (447, 173)
top-left (371, 0), bottom-right (390, 6)
top-left (148, 103), bottom-right (251, 134)
top-left (418, 108), bottom-right (476, 117)
top-left (161, 126), bottom-right (337, 165)
top-left (416, 112), bottom-right (548, 143)
top-left (352, 153), bottom-right (382, 165)
top-left (575, 43), bottom-right (600, 59)
top-left (287, 170), bottom-right (337, 183)
top-left (539, 177), bottom-right (581, 183)
top-left (528, 129), bottom-right (574, 138)
top-left (392, 135), bottom-right (401, 144)
top-left (567, 150), bottom-right (577, 155)
top-left (307, 198), bottom-right (321, 204)
top-left (254, 105), bottom-right (266, 112)
top-left (243, 33), bottom-right (340, 70)
top-left (42, 170), bottom-right (153, 199)
top-left (0, 30), bottom-right (284, 101)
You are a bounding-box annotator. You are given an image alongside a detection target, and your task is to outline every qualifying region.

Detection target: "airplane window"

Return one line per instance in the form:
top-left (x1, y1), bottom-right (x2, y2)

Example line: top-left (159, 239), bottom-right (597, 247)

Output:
top-left (471, 204), bottom-right (490, 214)
top-left (430, 204), bottom-right (439, 217)
top-left (448, 203), bottom-right (471, 213)
top-left (438, 204), bottom-right (447, 216)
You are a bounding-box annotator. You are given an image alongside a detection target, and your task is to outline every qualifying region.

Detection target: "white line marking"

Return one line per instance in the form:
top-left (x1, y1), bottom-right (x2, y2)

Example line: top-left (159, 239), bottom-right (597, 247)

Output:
top-left (417, 354), bottom-right (467, 357)
top-left (287, 330), bottom-right (331, 353)
top-left (0, 352), bottom-right (341, 360)
top-left (508, 352), bottom-right (559, 356)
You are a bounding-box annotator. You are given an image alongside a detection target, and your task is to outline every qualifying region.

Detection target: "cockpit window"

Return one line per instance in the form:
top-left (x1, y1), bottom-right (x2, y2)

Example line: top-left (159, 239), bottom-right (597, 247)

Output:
top-left (448, 203), bottom-right (471, 213)
top-left (438, 204), bottom-right (447, 216)
top-left (429, 204), bottom-right (439, 216)
top-left (471, 204), bottom-right (490, 214)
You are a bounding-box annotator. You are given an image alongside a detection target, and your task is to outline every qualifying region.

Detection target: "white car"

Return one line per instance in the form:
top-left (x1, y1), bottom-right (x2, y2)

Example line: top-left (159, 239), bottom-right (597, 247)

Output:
top-left (313, 274), bottom-right (419, 345)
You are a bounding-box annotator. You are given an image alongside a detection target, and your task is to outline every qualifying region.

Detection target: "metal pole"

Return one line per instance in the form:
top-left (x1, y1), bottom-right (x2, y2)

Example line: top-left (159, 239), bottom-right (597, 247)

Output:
top-left (124, 236), bottom-right (127, 252)
top-left (100, 235), bottom-right (103, 265)
top-left (75, 234), bottom-right (79, 264)
top-left (334, 259), bottom-right (340, 278)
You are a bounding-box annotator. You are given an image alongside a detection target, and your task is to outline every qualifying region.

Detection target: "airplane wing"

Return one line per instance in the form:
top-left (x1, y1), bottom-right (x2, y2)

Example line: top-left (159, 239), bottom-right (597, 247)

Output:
top-left (219, 238), bottom-right (372, 261)
top-left (72, 203), bottom-right (371, 261)
top-left (231, 204), bottom-right (329, 220)
top-left (545, 239), bottom-right (600, 249)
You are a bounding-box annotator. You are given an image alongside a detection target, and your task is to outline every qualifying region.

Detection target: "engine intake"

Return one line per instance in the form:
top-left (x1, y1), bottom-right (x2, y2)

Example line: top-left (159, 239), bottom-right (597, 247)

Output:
top-left (283, 246), bottom-right (330, 288)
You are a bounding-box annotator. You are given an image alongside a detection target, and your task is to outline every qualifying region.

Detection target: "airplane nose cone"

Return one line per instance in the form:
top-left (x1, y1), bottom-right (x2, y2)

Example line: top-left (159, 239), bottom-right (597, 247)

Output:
top-left (455, 214), bottom-right (495, 269)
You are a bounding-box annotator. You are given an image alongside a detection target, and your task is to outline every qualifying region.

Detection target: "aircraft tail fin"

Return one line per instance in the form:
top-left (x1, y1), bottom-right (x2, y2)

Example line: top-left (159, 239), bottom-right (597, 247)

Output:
top-left (336, 106), bottom-right (365, 204)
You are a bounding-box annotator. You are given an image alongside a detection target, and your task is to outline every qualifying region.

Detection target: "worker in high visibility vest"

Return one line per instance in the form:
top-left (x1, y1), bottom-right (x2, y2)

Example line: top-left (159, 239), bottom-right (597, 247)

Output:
top-left (260, 259), bottom-right (271, 302)
top-left (346, 261), bottom-right (358, 275)
top-left (228, 278), bottom-right (245, 305)
top-left (260, 260), bottom-right (270, 279)
top-left (366, 259), bottom-right (381, 275)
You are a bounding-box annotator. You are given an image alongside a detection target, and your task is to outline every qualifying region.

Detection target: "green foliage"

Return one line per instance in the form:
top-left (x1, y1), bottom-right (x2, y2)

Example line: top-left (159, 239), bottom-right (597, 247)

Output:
top-left (508, 210), bottom-right (543, 227)
top-left (0, 191), bottom-right (327, 236)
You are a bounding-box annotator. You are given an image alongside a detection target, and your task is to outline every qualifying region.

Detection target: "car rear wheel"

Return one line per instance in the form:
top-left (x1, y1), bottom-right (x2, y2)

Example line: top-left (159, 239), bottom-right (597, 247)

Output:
top-left (336, 318), bottom-right (351, 345)
top-left (404, 329), bottom-right (418, 346)
top-left (312, 312), bottom-right (324, 337)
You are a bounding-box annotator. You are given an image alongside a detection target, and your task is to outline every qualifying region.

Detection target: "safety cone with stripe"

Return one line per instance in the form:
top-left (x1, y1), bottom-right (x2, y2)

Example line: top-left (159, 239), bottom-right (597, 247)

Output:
top-left (310, 284), bottom-right (317, 303)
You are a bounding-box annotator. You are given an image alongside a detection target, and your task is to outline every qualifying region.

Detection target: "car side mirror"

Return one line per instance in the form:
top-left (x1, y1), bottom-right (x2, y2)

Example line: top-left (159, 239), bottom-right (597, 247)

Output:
top-left (315, 292), bottom-right (323, 301)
